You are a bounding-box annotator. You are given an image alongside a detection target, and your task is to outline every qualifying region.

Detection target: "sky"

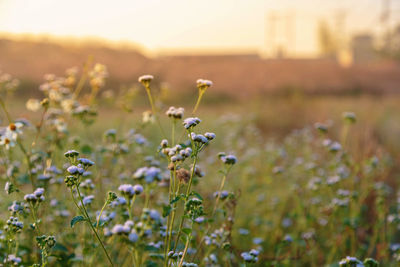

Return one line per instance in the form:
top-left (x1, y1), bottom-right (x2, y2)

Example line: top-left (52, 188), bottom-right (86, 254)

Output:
top-left (0, 0), bottom-right (399, 56)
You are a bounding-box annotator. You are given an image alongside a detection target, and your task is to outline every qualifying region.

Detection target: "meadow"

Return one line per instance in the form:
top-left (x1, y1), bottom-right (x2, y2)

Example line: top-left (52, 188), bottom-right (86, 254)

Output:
top-left (0, 64), bottom-right (399, 267)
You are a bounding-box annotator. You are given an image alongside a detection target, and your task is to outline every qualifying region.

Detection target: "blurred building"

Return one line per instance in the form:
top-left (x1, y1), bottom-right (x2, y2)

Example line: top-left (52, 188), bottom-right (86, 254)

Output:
top-left (351, 34), bottom-right (376, 64)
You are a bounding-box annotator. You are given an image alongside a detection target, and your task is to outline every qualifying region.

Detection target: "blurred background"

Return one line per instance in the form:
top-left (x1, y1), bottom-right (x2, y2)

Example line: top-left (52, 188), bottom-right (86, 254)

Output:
top-left (0, 0), bottom-right (400, 145)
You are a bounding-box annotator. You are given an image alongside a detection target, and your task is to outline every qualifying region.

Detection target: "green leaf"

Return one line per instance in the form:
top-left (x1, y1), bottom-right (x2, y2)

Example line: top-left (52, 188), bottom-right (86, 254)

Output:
top-left (182, 228), bottom-right (192, 236)
top-left (144, 245), bottom-right (159, 252)
top-left (81, 144), bottom-right (92, 154)
top-left (52, 243), bottom-right (69, 253)
top-left (162, 205), bottom-right (172, 217)
top-left (145, 260), bottom-right (159, 267)
top-left (170, 195), bottom-right (181, 204)
top-left (92, 220), bottom-right (106, 228)
top-left (190, 191), bottom-right (203, 200)
top-left (70, 216), bottom-right (86, 228)
top-left (149, 253), bottom-right (164, 260)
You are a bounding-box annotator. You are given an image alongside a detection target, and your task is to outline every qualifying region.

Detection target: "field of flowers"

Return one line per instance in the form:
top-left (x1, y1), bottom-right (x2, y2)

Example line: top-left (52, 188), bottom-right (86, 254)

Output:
top-left (0, 64), bottom-right (399, 266)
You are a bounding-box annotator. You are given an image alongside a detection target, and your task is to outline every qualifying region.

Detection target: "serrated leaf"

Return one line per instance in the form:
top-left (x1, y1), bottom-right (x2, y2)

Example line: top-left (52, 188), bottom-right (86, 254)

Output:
top-left (70, 216), bottom-right (86, 228)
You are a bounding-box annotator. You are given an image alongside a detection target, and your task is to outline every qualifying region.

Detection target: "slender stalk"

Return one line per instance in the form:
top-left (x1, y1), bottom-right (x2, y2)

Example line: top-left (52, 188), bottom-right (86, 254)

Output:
top-left (75, 186), bottom-right (114, 267)
top-left (192, 166), bottom-right (232, 262)
top-left (74, 56), bottom-right (93, 98)
top-left (144, 86), bottom-right (166, 137)
top-left (172, 156), bottom-right (198, 252)
top-left (178, 231), bottom-right (192, 267)
top-left (0, 97), bottom-right (12, 123)
top-left (96, 201), bottom-right (109, 232)
top-left (192, 89), bottom-right (205, 115)
top-left (32, 106), bottom-right (48, 147)
top-left (17, 141), bottom-right (36, 188)
top-left (128, 195), bottom-right (137, 220)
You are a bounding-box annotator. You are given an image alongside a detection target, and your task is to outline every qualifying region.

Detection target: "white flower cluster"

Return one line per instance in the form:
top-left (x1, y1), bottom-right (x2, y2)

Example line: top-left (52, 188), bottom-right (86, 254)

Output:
top-left (118, 184), bottom-right (144, 198)
top-left (183, 117), bottom-right (201, 129)
top-left (89, 64), bottom-right (108, 88)
top-left (240, 249), bottom-right (259, 263)
top-left (218, 153), bottom-right (237, 165)
top-left (4, 254), bottom-right (22, 265)
top-left (138, 74), bottom-right (154, 83)
top-left (133, 167), bottom-right (162, 183)
top-left (196, 79), bottom-right (213, 88)
top-left (5, 216), bottom-right (24, 233)
top-left (24, 188), bottom-right (45, 204)
top-left (111, 220), bottom-right (134, 235)
top-left (0, 122), bottom-right (24, 150)
top-left (161, 143), bottom-right (192, 163)
top-left (166, 106), bottom-right (184, 119)
top-left (189, 132), bottom-right (215, 145)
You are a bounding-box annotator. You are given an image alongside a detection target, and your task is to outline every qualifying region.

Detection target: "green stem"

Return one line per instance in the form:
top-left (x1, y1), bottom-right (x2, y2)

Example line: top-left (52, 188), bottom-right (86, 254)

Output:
top-left (96, 200), bottom-right (109, 232)
top-left (192, 89), bottom-right (205, 115)
top-left (178, 232), bottom-right (192, 267)
top-left (75, 186), bottom-right (114, 267)
top-left (172, 156), bottom-right (198, 252)
top-left (128, 195), bottom-right (137, 220)
top-left (144, 86), bottom-right (166, 137)
top-left (0, 96), bottom-right (12, 123)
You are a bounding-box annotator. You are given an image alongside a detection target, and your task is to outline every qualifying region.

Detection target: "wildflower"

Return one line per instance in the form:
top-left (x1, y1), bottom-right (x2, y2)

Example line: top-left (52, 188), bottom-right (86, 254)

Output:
top-left (239, 228), bottom-right (249, 235)
top-left (5, 254), bottom-right (22, 265)
top-left (118, 184), bottom-right (135, 198)
top-left (314, 122), bottom-right (328, 133)
top-left (142, 110), bottom-right (155, 124)
top-left (67, 165), bottom-right (80, 175)
top-left (111, 224), bottom-right (130, 235)
top-left (241, 251), bottom-right (258, 263)
top-left (129, 231), bottom-right (139, 243)
top-left (107, 191), bottom-right (118, 202)
top-left (196, 79), bottom-right (213, 90)
top-left (26, 98), bottom-right (41, 111)
top-left (191, 133), bottom-right (208, 144)
top-left (183, 117), bottom-right (201, 129)
top-left (220, 154), bottom-right (237, 165)
top-left (166, 106), bottom-right (184, 119)
top-left (138, 74), bottom-right (154, 86)
top-left (133, 184), bottom-right (144, 195)
top-left (214, 190), bottom-right (229, 200)
top-left (330, 142), bottom-right (342, 152)
top-left (64, 150), bottom-right (79, 158)
top-left (160, 139), bottom-right (168, 148)
top-left (191, 165), bottom-right (205, 177)
top-left (283, 234), bottom-right (293, 243)
top-left (80, 179), bottom-right (95, 190)
top-left (177, 168), bottom-right (190, 183)
top-left (133, 167), bottom-right (162, 183)
top-left (339, 256), bottom-right (364, 267)
top-left (34, 188), bottom-right (45, 197)
top-left (149, 209), bottom-right (161, 221)
top-left (6, 216), bottom-right (24, 233)
top-left (204, 132), bottom-right (216, 140)
top-left (343, 111), bottom-right (357, 123)
top-left (78, 158), bottom-right (95, 167)
top-left (82, 195), bottom-right (95, 206)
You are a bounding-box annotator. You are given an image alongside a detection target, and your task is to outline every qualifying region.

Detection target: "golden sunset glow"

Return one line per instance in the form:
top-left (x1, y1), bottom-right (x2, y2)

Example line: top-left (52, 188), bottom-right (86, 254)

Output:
top-left (1, 0), bottom-right (397, 56)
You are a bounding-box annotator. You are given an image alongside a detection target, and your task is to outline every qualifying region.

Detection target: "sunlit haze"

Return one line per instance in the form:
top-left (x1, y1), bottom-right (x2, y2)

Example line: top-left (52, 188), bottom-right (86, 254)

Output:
top-left (0, 0), bottom-right (399, 56)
